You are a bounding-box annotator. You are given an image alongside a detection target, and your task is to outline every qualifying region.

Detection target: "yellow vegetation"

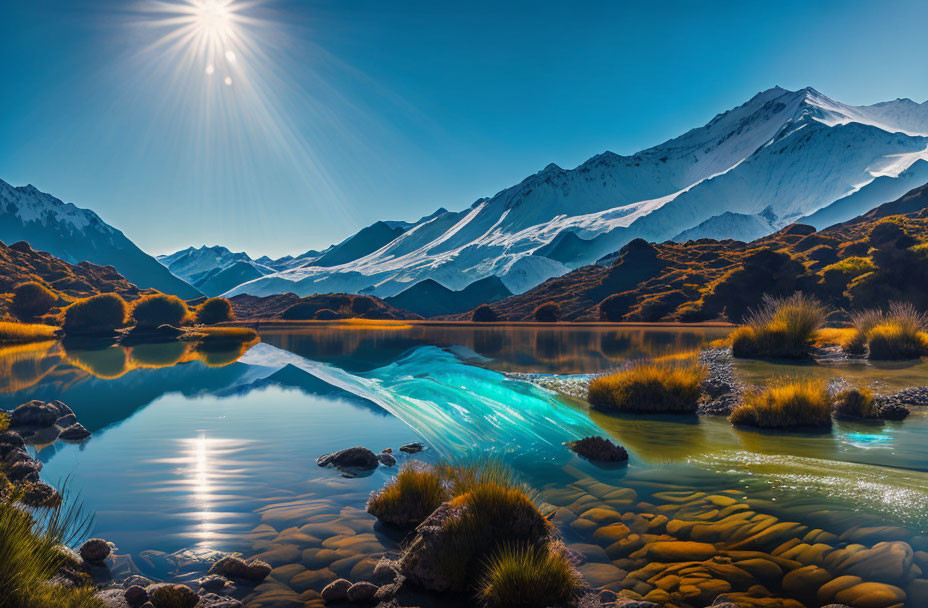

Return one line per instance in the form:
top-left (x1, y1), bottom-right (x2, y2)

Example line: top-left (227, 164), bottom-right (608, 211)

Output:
top-left (130, 293), bottom-right (189, 328)
top-left (849, 302), bottom-right (928, 359)
top-left (812, 327), bottom-right (858, 349)
top-left (730, 378), bottom-right (831, 429)
top-left (476, 543), bottom-right (581, 608)
top-left (587, 363), bottom-right (705, 413)
top-left (833, 387), bottom-right (879, 419)
top-left (0, 321), bottom-right (58, 345)
top-left (367, 465), bottom-right (447, 528)
top-left (62, 293), bottom-right (128, 335)
top-left (730, 293), bottom-right (827, 359)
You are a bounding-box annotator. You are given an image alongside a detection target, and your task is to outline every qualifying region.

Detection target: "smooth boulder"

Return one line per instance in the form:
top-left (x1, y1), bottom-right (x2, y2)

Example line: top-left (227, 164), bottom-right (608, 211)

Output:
top-left (59, 423), bottom-right (91, 441)
top-left (316, 447), bottom-right (379, 471)
top-left (207, 556), bottom-right (271, 582)
top-left (10, 400), bottom-right (59, 427)
top-left (79, 538), bottom-right (112, 564)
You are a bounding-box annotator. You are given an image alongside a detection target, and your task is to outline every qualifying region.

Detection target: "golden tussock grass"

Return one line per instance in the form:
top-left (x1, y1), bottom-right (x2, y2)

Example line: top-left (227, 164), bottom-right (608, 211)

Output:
top-left (812, 327), bottom-right (858, 349)
top-left (476, 543), bottom-right (581, 608)
top-left (367, 464), bottom-right (447, 528)
top-left (730, 378), bottom-right (831, 429)
top-left (587, 362), bottom-right (705, 413)
top-left (730, 293), bottom-right (828, 359)
top-left (833, 387), bottom-right (879, 420)
top-left (0, 321), bottom-right (58, 345)
top-left (850, 302), bottom-right (928, 359)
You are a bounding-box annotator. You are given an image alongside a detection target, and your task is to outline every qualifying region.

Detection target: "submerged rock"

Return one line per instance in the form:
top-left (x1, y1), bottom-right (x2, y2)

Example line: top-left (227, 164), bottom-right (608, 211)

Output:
top-left (567, 436), bottom-right (629, 463)
top-left (378, 451), bottom-right (397, 466)
top-left (59, 422), bottom-right (92, 441)
top-left (207, 556), bottom-right (271, 582)
top-left (80, 538), bottom-right (112, 564)
top-left (148, 584), bottom-right (198, 608)
top-left (399, 442), bottom-right (425, 454)
top-left (197, 574), bottom-right (231, 593)
top-left (124, 585), bottom-right (148, 607)
top-left (321, 578), bottom-right (351, 602)
top-left (317, 447), bottom-right (379, 472)
top-left (347, 581), bottom-right (378, 602)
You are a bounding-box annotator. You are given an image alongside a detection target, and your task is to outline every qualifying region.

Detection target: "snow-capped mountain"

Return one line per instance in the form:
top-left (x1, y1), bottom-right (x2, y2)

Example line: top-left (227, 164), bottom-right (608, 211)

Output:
top-left (221, 86), bottom-right (928, 298)
top-left (158, 245), bottom-right (276, 284)
top-left (0, 179), bottom-right (201, 298)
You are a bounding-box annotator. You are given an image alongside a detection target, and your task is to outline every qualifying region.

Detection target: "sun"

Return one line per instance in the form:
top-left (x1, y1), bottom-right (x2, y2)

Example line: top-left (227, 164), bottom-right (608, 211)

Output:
top-left (141, 0), bottom-right (249, 84)
top-left (192, 0), bottom-right (234, 40)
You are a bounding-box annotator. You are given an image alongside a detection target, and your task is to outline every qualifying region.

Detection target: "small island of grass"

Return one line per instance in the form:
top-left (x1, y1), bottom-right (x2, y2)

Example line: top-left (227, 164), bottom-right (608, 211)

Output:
top-left (729, 378), bottom-right (831, 429)
top-left (587, 362), bottom-right (705, 413)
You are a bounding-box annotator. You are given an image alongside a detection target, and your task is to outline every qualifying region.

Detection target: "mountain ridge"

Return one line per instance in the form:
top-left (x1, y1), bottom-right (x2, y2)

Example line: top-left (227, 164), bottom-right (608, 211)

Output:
top-left (0, 179), bottom-right (201, 299)
top-left (227, 86), bottom-right (928, 300)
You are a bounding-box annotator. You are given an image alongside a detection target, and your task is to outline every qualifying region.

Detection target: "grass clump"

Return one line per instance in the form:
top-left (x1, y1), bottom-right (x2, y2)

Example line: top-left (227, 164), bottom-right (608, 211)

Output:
top-left (0, 321), bottom-right (58, 345)
top-left (472, 304), bottom-right (498, 322)
top-left (367, 464), bottom-right (447, 528)
top-left (434, 474), bottom-right (551, 591)
top-left (849, 302), bottom-right (928, 360)
top-left (532, 302), bottom-right (559, 322)
top-left (587, 362), bottom-right (705, 413)
top-left (476, 543), bottom-right (581, 608)
top-left (833, 387), bottom-right (879, 420)
top-left (62, 293), bottom-right (128, 335)
top-left (730, 293), bottom-right (827, 359)
top-left (11, 282), bottom-right (58, 320)
top-left (0, 490), bottom-right (100, 608)
top-left (130, 293), bottom-right (188, 328)
top-left (395, 461), bottom-right (567, 597)
top-left (730, 378), bottom-right (831, 429)
top-left (195, 297), bottom-right (234, 325)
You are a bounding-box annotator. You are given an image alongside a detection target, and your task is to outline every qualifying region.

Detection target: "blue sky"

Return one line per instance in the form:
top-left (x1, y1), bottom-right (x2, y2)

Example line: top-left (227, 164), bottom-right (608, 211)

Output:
top-left (1, 0), bottom-right (927, 257)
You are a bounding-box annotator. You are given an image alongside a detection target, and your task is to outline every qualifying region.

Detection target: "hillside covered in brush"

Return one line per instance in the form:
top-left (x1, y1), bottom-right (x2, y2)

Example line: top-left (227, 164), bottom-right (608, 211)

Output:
top-left (0, 239), bottom-right (144, 321)
top-left (462, 182), bottom-right (928, 322)
top-left (227, 292), bottom-right (421, 321)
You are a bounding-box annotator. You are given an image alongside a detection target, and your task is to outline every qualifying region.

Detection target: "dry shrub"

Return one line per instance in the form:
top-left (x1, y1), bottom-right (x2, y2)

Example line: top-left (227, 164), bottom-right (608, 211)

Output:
top-left (587, 362), bottom-right (705, 413)
top-left (195, 298), bottom-right (234, 325)
top-left (62, 293), bottom-right (128, 335)
top-left (0, 322), bottom-right (58, 345)
top-left (730, 378), bottom-right (831, 429)
top-left (11, 282), bottom-right (58, 320)
top-left (850, 302), bottom-right (928, 359)
top-left (367, 464), bottom-right (447, 528)
top-left (476, 543), bottom-right (581, 608)
top-left (472, 304), bottom-right (498, 322)
top-left (532, 302), bottom-right (559, 322)
top-left (131, 293), bottom-right (189, 328)
top-left (833, 388), bottom-right (879, 419)
top-left (731, 293), bottom-right (827, 359)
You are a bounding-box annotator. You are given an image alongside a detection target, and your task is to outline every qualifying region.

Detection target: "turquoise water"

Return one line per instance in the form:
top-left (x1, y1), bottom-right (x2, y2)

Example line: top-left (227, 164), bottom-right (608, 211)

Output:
top-left (2, 327), bottom-right (928, 606)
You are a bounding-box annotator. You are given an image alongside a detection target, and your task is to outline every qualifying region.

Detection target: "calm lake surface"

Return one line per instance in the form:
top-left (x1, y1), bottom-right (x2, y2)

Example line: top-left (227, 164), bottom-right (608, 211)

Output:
top-left (2, 323), bottom-right (927, 607)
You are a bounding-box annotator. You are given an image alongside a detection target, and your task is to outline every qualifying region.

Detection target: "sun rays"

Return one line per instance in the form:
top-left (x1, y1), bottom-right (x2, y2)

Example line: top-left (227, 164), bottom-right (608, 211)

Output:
top-left (125, 0), bottom-right (360, 236)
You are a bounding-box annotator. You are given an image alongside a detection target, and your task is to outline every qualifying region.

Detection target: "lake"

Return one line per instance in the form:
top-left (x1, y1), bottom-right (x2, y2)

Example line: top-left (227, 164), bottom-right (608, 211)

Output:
top-left (2, 324), bottom-right (926, 607)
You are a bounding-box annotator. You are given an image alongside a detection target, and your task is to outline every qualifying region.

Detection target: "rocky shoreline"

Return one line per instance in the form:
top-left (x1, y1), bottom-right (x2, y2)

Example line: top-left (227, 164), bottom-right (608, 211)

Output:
top-left (1, 400), bottom-right (273, 608)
